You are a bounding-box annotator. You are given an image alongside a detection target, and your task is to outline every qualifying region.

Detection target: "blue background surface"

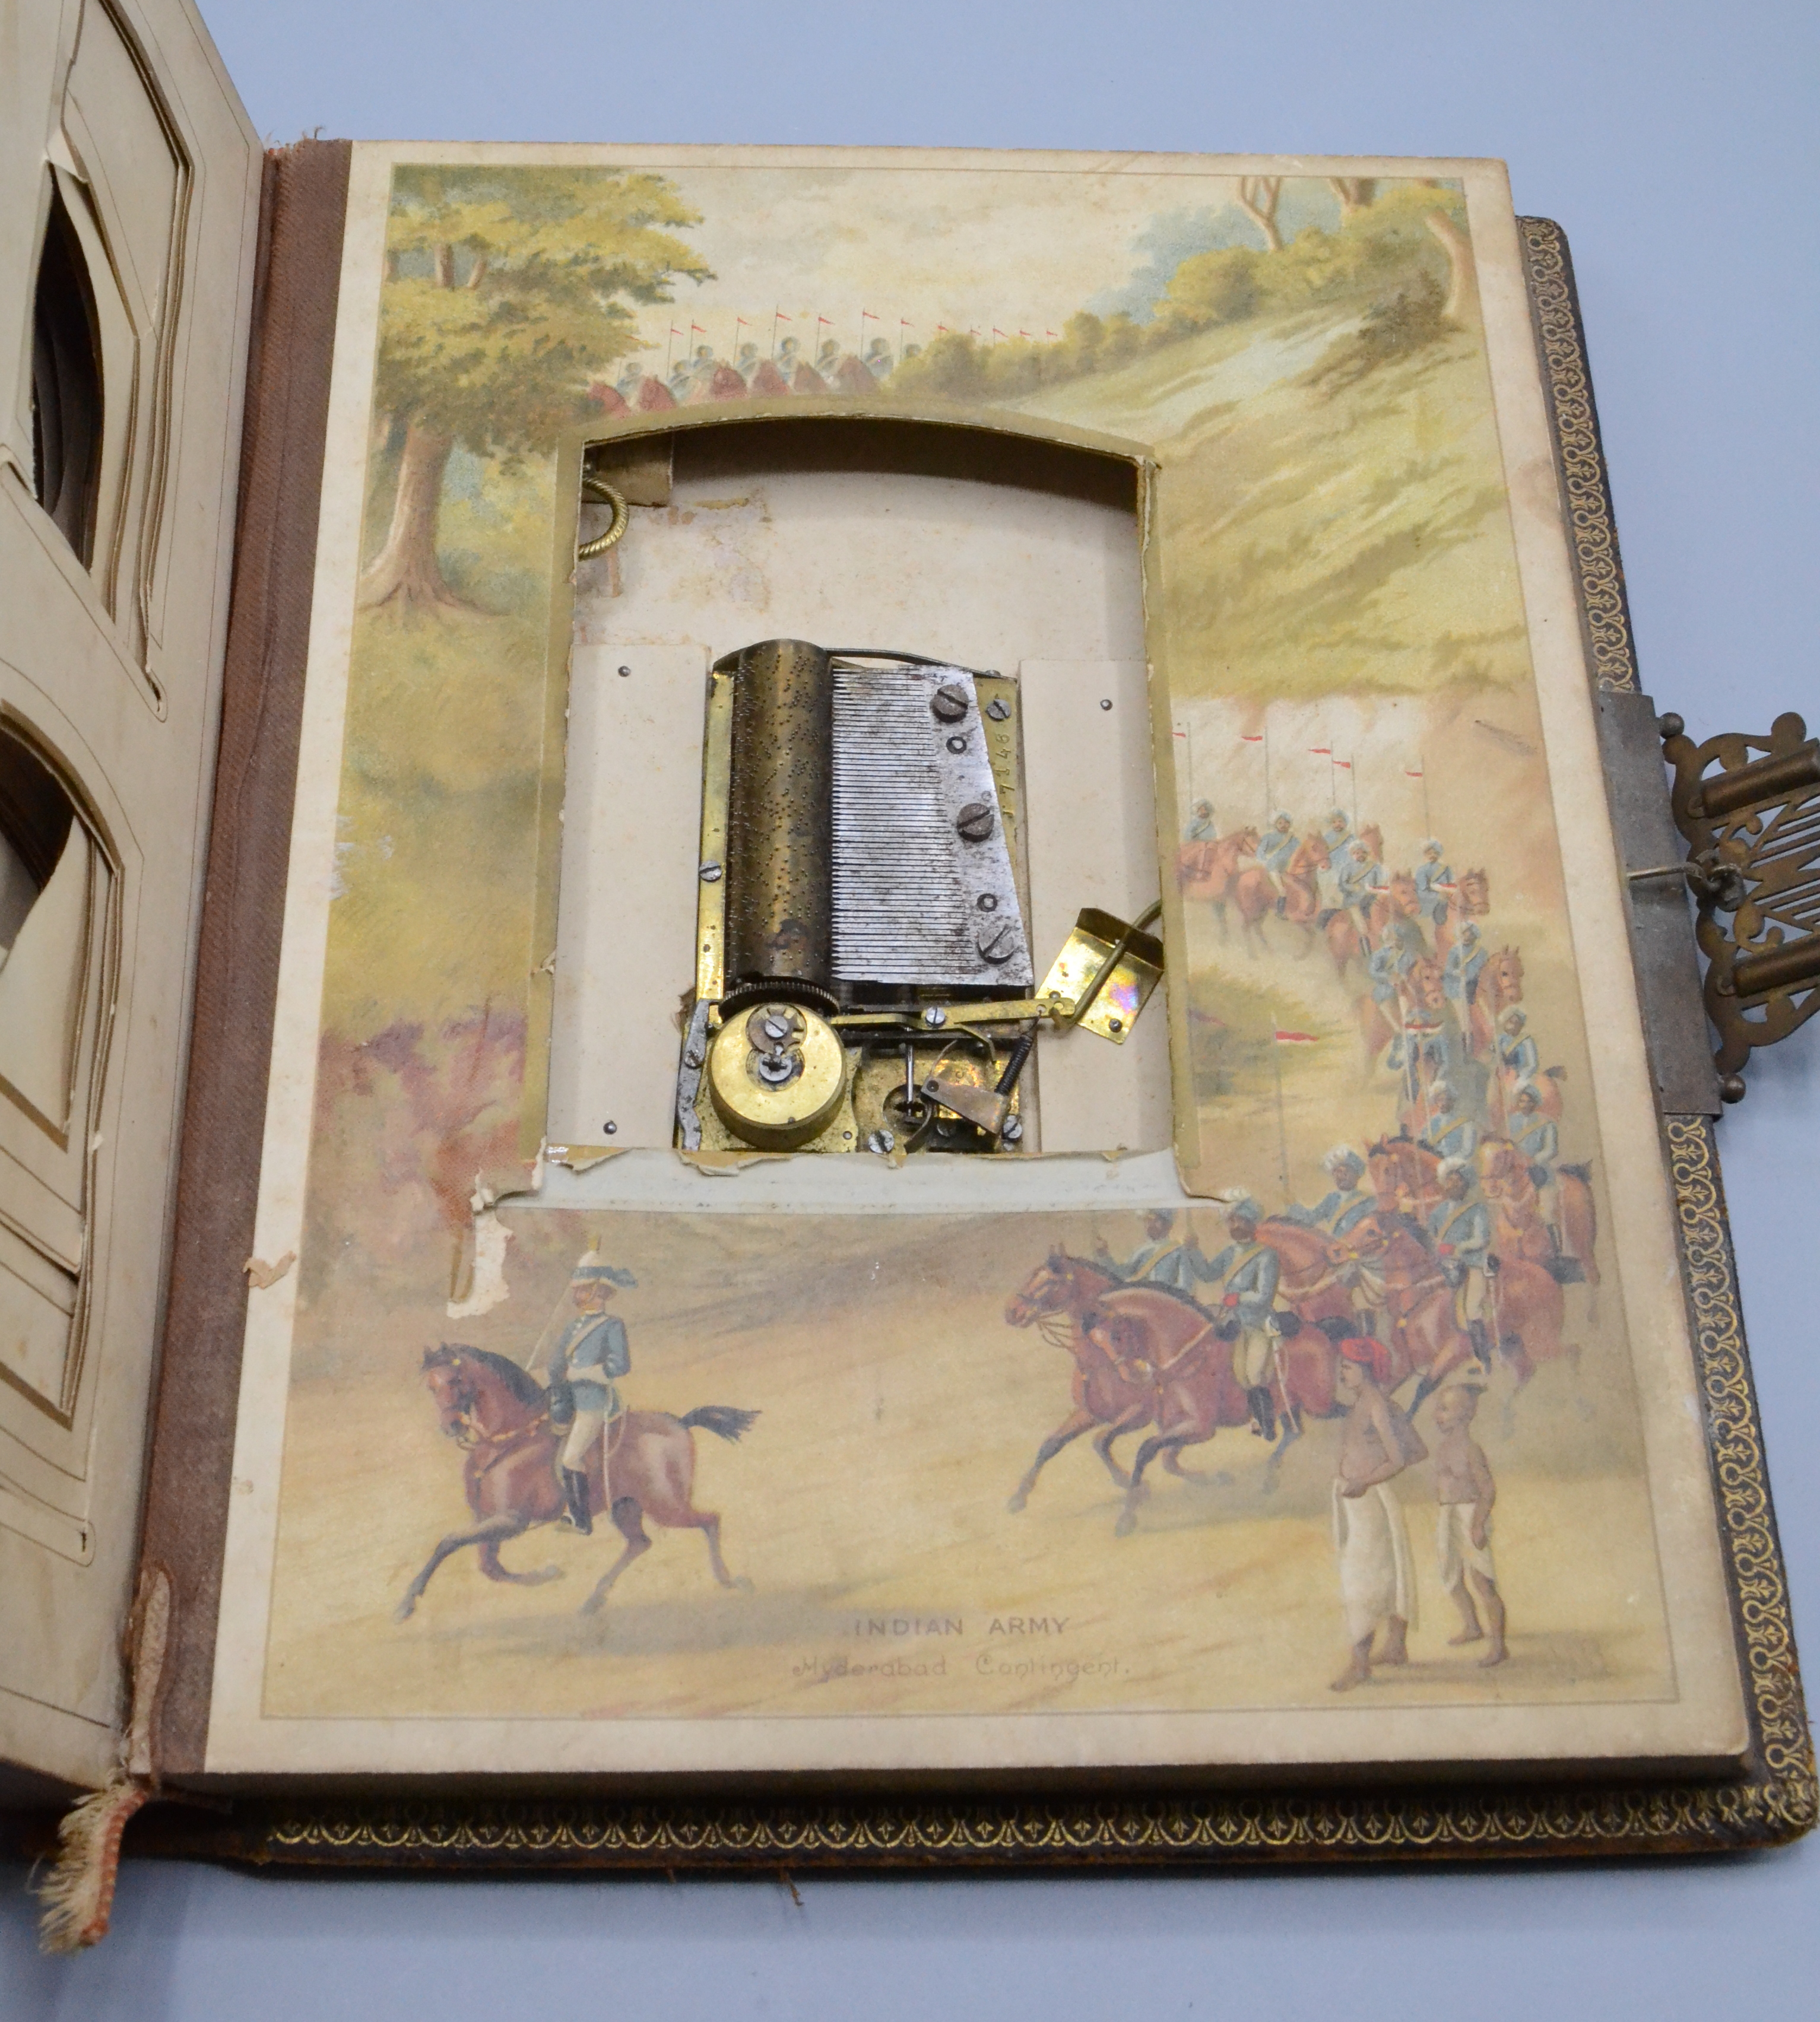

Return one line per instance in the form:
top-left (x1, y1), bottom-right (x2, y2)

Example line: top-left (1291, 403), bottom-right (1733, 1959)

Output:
top-left (6, 2), bottom-right (1818, 2012)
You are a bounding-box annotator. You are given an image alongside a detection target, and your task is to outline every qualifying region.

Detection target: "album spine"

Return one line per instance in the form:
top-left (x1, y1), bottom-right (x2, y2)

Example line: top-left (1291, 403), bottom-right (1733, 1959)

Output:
top-left (132, 138), bottom-right (354, 1778)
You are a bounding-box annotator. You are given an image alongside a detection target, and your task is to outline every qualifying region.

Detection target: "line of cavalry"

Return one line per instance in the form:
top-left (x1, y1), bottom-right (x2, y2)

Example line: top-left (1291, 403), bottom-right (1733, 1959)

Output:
top-left (997, 805), bottom-right (1602, 1537)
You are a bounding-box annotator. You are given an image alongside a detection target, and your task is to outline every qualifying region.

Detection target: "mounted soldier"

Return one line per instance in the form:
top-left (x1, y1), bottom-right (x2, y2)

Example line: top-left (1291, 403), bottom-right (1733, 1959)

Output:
top-left (1314, 810), bottom-right (1352, 918)
top-left (1257, 810), bottom-right (1298, 899)
top-left (1413, 839), bottom-right (1454, 930)
top-left (1428, 1158), bottom-right (1495, 1367)
top-left (1184, 798), bottom-right (1216, 842)
top-left (1287, 1147), bottom-right (1385, 1331)
top-left (1422, 1078), bottom-right (1480, 1164)
top-left (1286, 1146), bottom-right (1377, 1242)
top-left (1096, 1208), bottom-right (1219, 1296)
top-left (1508, 1081), bottom-right (1562, 1244)
top-left (1444, 920), bottom-right (1488, 1012)
top-left (1206, 1195), bottom-right (1288, 1441)
top-left (541, 1248), bottom-right (638, 1536)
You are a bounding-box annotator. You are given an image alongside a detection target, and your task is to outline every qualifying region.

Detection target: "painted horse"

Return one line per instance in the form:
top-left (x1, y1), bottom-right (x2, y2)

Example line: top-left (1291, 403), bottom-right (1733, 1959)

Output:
top-left (1435, 867), bottom-right (1491, 957)
top-left (397, 1344), bottom-right (757, 1620)
top-left (1005, 1253), bottom-right (1342, 1529)
top-left (1366, 1137), bottom-right (1575, 1401)
top-left (1003, 1252), bottom-right (1170, 1509)
top-left (1177, 827), bottom-right (1260, 912)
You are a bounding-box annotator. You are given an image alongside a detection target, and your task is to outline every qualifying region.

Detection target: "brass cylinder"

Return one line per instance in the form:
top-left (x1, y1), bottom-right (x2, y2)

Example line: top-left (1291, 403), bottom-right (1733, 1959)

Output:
top-left (1693, 741), bottom-right (1820, 819)
top-left (1733, 933), bottom-right (1820, 999)
top-left (726, 639), bottom-right (834, 992)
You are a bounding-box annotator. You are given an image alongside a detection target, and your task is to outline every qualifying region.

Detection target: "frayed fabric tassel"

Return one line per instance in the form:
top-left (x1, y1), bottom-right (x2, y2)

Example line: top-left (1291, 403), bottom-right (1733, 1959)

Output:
top-left (35, 1777), bottom-right (154, 1953)
top-left (34, 1564), bottom-right (172, 1952)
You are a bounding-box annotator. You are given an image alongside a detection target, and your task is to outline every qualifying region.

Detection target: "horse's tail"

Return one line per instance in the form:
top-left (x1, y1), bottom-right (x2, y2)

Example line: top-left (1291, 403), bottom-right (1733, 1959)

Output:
top-left (680, 1405), bottom-right (762, 1444)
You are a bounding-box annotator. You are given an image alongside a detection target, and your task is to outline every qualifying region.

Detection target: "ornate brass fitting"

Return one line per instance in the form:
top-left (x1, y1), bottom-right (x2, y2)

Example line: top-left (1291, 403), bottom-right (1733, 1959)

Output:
top-left (1662, 709), bottom-right (1820, 1098)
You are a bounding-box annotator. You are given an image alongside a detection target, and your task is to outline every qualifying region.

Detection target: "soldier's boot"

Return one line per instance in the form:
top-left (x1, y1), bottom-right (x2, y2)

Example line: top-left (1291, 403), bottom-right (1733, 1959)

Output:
top-left (558, 1468), bottom-right (592, 1536)
top-left (1247, 1385), bottom-right (1277, 1442)
top-left (1467, 1320), bottom-right (1491, 1370)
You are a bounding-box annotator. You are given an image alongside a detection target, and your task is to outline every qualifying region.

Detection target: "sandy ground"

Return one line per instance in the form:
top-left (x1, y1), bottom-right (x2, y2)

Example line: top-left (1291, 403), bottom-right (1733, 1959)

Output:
top-left (264, 1220), bottom-right (1669, 1724)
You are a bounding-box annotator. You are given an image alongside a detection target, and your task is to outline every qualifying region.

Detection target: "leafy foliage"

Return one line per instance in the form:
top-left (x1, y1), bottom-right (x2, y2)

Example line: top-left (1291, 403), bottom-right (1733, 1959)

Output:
top-left (890, 185), bottom-right (1467, 408)
top-left (376, 166), bottom-right (712, 459)
top-left (1308, 272), bottom-right (1449, 397)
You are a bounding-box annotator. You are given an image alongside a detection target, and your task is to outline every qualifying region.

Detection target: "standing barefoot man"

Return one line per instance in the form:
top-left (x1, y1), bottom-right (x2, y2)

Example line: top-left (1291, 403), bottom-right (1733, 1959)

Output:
top-left (1431, 1382), bottom-right (1507, 1667)
top-left (1330, 1337), bottom-right (1427, 1693)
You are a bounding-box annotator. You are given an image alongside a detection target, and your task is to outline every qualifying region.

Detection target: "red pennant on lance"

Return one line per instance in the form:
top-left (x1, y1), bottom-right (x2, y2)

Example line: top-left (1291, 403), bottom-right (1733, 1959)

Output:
top-left (1273, 1028), bottom-right (1318, 1045)
top-left (1333, 758), bottom-right (1352, 770)
top-left (1309, 745), bottom-right (1332, 756)
top-left (1240, 734), bottom-right (1264, 744)
top-left (1404, 767), bottom-right (1423, 778)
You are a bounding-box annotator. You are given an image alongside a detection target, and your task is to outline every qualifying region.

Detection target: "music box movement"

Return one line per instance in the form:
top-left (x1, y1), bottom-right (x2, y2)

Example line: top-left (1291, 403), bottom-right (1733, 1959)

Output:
top-left (676, 636), bottom-right (1162, 1157)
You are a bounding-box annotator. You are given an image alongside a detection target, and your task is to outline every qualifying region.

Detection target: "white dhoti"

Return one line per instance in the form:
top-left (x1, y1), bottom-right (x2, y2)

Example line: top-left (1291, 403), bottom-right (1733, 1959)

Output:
top-left (1437, 1502), bottom-right (1496, 1591)
top-left (1331, 1480), bottom-right (1419, 1643)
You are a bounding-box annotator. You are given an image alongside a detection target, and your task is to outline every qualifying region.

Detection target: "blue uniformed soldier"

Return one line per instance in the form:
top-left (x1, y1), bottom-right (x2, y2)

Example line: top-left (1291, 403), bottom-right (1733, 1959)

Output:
top-left (1257, 810), bottom-right (1298, 888)
top-left (1422, 1080), bottom-right (1480, 1164)
top-left (1098, 1208), bottom-right (1219, 1296)
top-left (1428, 1158), bottom-right (1495, 1370)
top-left (1315, 810), bottom-right (1355, 917)
top-left (1497, 1007), bottom-right (1539, 1083)
top-left (1510, 1083), bottom-right (1558, 1180)
top-left (1340, 845), bottom-right (1386, 930)
top-left (543, 1249), bottom-right (638, 1535)
top-left (1286, 1146), bottom-right (1377, 1241)
top-left (1443, 922), bottom-right (1488, 1007)
top-left (1206, 1196), bottom-right (1285, 1440)
top-left (1184, 799), bottom-right (1216, 843)
top-left (1413, 840), bottom-right (1454, 928)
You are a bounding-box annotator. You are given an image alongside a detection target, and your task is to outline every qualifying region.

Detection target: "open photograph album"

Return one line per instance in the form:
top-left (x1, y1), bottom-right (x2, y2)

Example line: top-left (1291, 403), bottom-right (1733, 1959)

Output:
top-left (2, 0), bottom-right (1812, 1920)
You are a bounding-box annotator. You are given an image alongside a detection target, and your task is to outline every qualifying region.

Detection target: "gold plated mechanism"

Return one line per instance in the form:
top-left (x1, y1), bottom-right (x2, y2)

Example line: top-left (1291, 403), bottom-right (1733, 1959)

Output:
top-left (678, 639), bottom-right (1162, 1156)
top-left (706, 1001), bottom-right (847, 1150)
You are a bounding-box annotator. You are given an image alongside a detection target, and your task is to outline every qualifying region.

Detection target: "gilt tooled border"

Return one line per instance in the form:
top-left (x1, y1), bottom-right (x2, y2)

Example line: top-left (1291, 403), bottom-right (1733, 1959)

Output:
top-left (1664, 1118), bottom-right (1814, 1808)
top-left (247, 1126), bottom-right (1812, 1869)
top-left (1518, 216), bottom-right (1640, 695)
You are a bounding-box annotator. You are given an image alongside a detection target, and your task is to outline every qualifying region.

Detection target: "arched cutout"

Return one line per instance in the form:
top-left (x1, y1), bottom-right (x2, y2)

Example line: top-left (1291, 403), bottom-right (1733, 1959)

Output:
top-left (29, 179), bottom-right (106, 568)
top-left (0, 722), bottom-right (90, 1134)
top-left (550, 410), bottom-right (1168, 1158)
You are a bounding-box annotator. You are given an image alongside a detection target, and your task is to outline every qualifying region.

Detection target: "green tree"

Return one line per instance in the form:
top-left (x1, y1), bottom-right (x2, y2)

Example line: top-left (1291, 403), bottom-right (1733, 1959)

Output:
top-left (359, 166), bottom-right (710, 611)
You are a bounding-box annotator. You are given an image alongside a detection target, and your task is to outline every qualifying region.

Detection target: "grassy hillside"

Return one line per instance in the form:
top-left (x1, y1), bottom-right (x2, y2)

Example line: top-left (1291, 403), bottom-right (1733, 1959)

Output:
top-left (1021, 303), bottom-right (1534, 701)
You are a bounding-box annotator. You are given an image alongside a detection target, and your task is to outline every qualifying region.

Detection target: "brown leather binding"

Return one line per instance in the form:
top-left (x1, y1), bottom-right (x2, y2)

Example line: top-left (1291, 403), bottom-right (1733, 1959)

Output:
top-left (134, 140), bottom-right (352, 1773)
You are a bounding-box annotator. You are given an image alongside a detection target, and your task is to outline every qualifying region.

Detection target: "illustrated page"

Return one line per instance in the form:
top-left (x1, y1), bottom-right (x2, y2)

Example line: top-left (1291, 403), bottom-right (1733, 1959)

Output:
top-left (206, 147), bottom-right (1743, 1777)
